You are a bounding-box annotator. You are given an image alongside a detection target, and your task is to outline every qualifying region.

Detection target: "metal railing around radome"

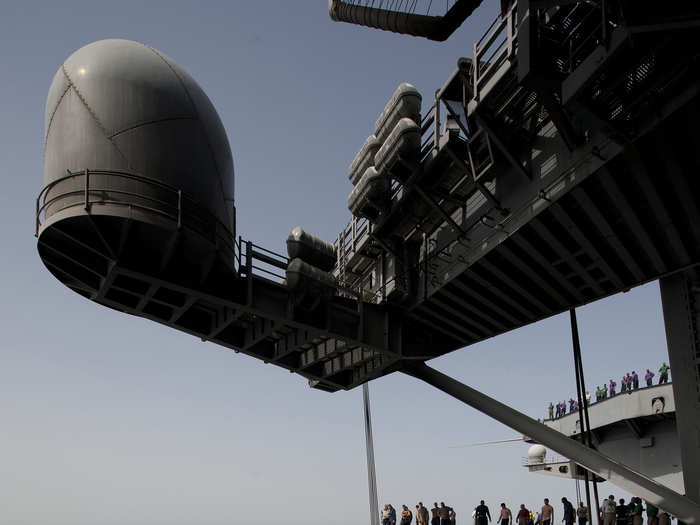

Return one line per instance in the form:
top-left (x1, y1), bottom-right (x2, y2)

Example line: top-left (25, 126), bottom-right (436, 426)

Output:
top-left (35, 168), bottom-right (236, 266)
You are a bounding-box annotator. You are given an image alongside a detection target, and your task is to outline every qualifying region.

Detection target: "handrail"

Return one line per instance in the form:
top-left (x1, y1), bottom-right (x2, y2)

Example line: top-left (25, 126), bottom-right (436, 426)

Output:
top-left (35, 168), bottom-right (236, 265)
top-left (472, 2), bottom-right (517, 101)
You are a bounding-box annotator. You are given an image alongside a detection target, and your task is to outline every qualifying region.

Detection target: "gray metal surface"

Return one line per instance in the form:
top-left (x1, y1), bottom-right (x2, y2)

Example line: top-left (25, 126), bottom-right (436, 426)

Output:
top-left (660, 270), bottom-right (700, 503)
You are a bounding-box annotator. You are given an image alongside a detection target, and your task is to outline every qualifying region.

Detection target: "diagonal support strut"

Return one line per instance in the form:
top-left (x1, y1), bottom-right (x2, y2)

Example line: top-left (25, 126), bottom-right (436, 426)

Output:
top-left (401, 361), bottom-right (700, 524)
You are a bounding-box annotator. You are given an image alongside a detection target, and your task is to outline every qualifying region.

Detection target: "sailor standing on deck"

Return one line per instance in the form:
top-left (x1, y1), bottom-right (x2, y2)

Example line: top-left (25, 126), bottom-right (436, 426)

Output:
top-left (577, 502), bottom-right (588, 525)
top-left (475, 501), bottom-right (492, 525)
top-left (499, 503), bottom-right (513, 525)
top-left (602, 496), bottom-right (617, 525)
top-left (382, 505), bottom-right (392, 525)
top-left (561, 498), bottom-right (575, 525)
top-left (645, 370), bottom-right (654, 387)
top-left (432, 503), bottom-right (441, 525)
top-left (439, 502), bottom-right (453, 525)
top-left (517, 505), bottom-right (530, 525)
top-left (541, 499), bottom-right (554, 525)
top-left (417, 503), bottom-right (430, 525)
top-left (402, 505), bottom-right (413, 525)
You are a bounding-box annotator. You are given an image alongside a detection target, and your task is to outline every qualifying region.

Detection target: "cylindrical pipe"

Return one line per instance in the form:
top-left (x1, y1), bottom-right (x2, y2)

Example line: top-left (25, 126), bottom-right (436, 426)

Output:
top-left (328, 0), bottom-right (483, 41)
top-left (401, 361), bottom-right (700, 524)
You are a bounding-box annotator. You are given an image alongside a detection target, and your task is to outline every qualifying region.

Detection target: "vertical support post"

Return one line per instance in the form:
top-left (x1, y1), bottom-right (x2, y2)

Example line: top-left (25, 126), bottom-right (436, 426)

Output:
top-left (659, 271), bottom-right (700, 504)
top-left (237, 235), bottom-right (242, 273)
top-left (177, 190), bottom-right (182, 230)
top-left (571, 309), bottom-right (601, 525)
top-left (246, 240), bottom-right (253, 305)
top-left (35, 195), bottom-right (40, 237)
top-left (571, 309), bottom-right (592, 521)
top-left (353, 217), bottom-right (357, 253)
top-left (601, 0), bottom-right (608, 48)
top-left (84, 168), bottom-right (90, 211)
top-left (516, 0), bottom-right (535, 84)
top-left (473, 41), bottom-right (479, 100)
top-left (363, 383), bottom-right (380, 525)
top-left (423, 232), bottom-right (429, 301)
top-left (507, 6), bottom-right (514, 57)
top-left (434, 92), bottom-right (441, 152)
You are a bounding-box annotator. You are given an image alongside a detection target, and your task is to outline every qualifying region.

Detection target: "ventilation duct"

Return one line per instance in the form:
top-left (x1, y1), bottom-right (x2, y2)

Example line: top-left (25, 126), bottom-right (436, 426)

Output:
top-left (328, 0), bottom-right (484, 41)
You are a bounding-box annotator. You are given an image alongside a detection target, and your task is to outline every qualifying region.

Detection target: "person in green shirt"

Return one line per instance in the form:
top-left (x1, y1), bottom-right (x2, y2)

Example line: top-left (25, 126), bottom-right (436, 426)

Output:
top-left (630, 498), bottom-right (643, 525)
top-left (601, 384), bottom-right (608, 399)
top-left (645, 502), bottom-right (658, 525)
top-left (659, 363), bottom-right (670, 384)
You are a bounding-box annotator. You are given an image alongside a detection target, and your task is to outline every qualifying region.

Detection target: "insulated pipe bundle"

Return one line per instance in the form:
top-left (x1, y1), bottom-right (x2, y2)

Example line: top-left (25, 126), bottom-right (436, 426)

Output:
top-left (285, 228), bottom-right (337, 302)
top-left (349, 135), bottom-right (381, 185)
top-left (286, 227), bottom-right (336, 272)
top-left (348, 167), bottom-right (390, 219)
top-left (374, 118), bottom-right (421, 173)
top-left (375, 83), bottom-right (421, 143)
top-left (346, 83), bottom-right (422, 219)
top-left (328, 0), bottom-right (484, 42)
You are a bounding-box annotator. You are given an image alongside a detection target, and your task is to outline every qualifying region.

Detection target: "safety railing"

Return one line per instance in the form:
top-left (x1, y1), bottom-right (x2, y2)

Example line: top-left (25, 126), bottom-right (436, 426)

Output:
top-left (35, 168), bottom-right (236, 263)
top-left (334, 215), bottom-right (372, 281)
top-left (521, 454), bottom-right (569, 467)
top-left (558, 3), bottom-right (603, 74)
top-left (472, 2), bottom-right (517, 102)
top-left (239, 238), bottom-right (288, 282)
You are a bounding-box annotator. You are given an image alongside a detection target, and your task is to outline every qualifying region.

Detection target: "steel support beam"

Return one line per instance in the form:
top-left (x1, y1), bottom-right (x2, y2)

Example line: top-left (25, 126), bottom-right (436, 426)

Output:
top-left (659, 271), bottom-right (700, 504)
top-left (529, 218), bottom-right (604, 296)
top-left (401, 361), bottom-right (700, 523)
top-left (598, 168), bottom-right (667, 275)
top-left (570, 187), bottom-right (645, 283)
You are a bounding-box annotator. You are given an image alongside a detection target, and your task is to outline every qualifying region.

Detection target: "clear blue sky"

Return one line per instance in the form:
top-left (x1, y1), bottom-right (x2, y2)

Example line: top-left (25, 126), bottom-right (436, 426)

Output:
top-left (0, 2), bottom-right (669, 524)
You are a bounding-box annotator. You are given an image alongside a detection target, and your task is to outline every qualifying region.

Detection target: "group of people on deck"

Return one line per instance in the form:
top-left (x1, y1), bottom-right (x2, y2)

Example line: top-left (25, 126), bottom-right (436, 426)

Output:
top-left (381, 502), bottom-right (455, 525)
top-left (548, 362), bottom-right (671, 419)
top-left (382, 495), bottom-right (674, 525)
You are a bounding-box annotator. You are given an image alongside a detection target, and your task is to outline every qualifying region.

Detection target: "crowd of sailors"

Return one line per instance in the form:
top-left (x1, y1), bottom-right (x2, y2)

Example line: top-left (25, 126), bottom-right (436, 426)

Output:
top-left (381, 496), bottom-right (673, 525)
top-left (547, 362), bottom-right (670, 420)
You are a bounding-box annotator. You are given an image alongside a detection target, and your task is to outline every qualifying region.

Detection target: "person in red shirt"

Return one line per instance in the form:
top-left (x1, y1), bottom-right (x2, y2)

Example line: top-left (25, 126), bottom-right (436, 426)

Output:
top-left (517, 505), bottom-right (530, 525)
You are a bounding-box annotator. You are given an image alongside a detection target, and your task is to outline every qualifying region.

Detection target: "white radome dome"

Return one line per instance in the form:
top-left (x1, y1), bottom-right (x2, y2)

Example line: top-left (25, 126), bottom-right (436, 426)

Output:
top-left (528, 444), bottom-right (547, 460)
